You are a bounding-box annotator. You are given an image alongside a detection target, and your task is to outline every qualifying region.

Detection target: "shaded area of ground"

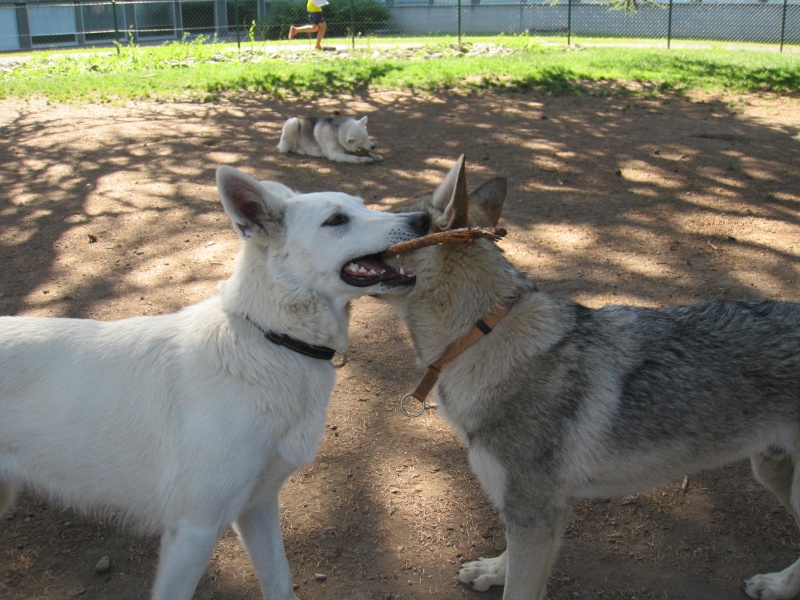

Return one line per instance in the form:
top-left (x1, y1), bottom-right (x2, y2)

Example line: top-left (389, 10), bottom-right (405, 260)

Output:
top-left (0, 88), bottom-right (799, 599)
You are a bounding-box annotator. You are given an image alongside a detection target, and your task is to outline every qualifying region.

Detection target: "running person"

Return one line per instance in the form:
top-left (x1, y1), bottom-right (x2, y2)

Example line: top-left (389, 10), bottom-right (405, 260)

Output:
top-left (288, 0), bottom-right (327, 50)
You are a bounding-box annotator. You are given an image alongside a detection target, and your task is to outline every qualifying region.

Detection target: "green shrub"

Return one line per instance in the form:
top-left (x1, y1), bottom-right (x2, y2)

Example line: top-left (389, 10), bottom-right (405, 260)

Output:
top-left (257, 0), bottom-right (389, 40)
top-left (325, 0), bottom-right (390, 37)
top-left (257, 1), bottom-right (305, 40)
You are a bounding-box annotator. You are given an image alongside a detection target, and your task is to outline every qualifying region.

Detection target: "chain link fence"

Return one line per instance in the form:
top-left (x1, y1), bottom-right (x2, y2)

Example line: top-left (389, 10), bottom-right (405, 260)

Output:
top-left (0, 0), bottom-right (798, 53)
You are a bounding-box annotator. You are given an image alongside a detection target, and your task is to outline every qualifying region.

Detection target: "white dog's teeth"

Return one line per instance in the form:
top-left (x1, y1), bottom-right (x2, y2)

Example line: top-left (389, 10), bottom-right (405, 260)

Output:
top-left (399, 268), bottom-right (406, 275)
top-left (358, 266), bottom-right (368, 274)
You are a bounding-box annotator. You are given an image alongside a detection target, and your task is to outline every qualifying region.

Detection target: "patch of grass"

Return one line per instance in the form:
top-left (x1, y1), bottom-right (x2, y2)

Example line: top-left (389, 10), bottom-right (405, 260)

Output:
top-left (1, 36), bottom-right (798, 102)
top-left (575, 47), bottom-right (800, 93)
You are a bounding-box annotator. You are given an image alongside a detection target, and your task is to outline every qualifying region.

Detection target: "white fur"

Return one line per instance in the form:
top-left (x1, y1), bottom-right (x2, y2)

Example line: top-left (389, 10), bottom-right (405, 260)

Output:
top-left (258, 180), bottom-right (298, 200)
top-left (468, 445), bottom-right (507, 510)
top-left (0, 166), bottom-right (420, 600)
top-left (745, 560), bottom-right (800, 600)
top-left (458, 552), bottom-right (507, 592)
top-left (277, 116), bottom-right (383, 164)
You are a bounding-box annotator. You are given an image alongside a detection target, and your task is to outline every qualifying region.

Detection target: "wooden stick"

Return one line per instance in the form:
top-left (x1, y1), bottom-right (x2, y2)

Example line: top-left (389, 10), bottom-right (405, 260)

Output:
top-left (380, 227), bottom-right (507, 257)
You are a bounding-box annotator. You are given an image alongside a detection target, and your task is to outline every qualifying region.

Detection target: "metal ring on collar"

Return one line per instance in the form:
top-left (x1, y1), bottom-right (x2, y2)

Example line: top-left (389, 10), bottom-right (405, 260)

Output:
top-left (332, 351), bottom-right (347, 369)
top-left (400, 392), bottom-right (426, 418)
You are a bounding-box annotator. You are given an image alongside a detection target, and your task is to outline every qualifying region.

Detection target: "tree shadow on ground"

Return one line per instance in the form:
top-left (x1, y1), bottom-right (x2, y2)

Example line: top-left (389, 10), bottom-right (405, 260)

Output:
top-left (0, 87), bottom-right (798, 599)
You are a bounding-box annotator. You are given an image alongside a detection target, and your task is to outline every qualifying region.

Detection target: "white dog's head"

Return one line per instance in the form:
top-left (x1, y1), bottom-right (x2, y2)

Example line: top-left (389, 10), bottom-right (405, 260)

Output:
top-left (216, 166), bottom-right (428, 302)
top-left (338, 116), bottom-right (376, 155)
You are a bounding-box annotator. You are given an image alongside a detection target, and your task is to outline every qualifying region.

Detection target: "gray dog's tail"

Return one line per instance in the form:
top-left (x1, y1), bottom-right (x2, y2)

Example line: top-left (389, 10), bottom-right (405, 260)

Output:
top-left (0, 483), bottom-right (16, 517)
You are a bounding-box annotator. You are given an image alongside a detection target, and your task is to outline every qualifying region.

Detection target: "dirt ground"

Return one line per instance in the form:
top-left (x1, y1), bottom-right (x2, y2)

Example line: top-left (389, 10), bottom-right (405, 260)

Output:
top-left (0, 86), bottom-right (799, 600)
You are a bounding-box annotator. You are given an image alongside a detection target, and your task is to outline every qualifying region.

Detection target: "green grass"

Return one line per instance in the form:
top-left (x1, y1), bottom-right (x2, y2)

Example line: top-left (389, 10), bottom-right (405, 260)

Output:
top-left (1, 35), bottom-right (798, 102)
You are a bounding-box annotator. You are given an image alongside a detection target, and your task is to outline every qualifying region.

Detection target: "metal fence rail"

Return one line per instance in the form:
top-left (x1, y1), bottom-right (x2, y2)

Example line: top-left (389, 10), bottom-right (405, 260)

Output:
top-left (0, 0), bottom-right (798, 53)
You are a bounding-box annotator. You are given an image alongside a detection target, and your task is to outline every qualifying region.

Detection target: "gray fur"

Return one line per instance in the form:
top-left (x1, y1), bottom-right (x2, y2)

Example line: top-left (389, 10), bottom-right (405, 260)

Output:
top-left (0, 483), bottom-right (14, 517)
top-left (383, 155), bottom-right (800, 600)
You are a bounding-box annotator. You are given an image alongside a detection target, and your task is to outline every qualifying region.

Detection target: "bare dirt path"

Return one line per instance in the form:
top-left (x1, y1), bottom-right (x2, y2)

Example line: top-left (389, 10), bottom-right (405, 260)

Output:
top-left (1, 89), bottom-right (799, 599)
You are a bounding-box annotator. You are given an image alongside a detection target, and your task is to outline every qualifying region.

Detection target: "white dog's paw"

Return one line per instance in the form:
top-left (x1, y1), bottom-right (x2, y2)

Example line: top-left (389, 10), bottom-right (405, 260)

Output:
top-left (369, 152), bottom-right (383, 162)
top-left (458, 552), bottom-right (507, 592)
top-left (745, 569), bottom-right (800, 600)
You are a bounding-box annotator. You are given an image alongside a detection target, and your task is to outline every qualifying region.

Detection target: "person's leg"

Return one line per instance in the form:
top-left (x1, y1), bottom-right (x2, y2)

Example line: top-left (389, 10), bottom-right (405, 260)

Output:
top-left (289, 22), bottom-right (319, 39)
top-left (315, 20), bottom-right (327, 49)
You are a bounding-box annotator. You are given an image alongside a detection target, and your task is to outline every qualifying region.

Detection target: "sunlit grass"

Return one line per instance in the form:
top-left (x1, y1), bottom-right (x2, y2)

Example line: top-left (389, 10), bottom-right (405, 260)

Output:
top-left (1, 34), bottom-right (798, 102)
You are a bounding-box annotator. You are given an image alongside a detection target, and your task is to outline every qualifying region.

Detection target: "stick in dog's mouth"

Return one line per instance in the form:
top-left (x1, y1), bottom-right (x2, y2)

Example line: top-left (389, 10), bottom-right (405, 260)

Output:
top-left (340, 228), bottom-right (506, 289)
top-left (379, 227), bottom-right (508, 258)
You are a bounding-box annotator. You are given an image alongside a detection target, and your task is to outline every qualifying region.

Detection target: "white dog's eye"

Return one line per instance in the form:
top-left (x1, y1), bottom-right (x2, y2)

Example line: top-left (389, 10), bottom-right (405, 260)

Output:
top-left (323, 214), bottom-right (350, 227)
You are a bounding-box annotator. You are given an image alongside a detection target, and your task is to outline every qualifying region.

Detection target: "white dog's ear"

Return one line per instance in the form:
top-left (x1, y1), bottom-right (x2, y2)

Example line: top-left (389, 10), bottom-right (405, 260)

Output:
top-left (429, 154), bottom-right (469, 231)
top-left (258, 180), bottom-right (298, 201)
top-left (217, 166), bottom-right (285, 242)
top-left (357, 116), bottom-right (368, 127)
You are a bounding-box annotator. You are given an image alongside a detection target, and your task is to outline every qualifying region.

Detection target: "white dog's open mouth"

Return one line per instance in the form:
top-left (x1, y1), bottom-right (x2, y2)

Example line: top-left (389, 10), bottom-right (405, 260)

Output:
top-left (341, 255), bottom-right (415, 288)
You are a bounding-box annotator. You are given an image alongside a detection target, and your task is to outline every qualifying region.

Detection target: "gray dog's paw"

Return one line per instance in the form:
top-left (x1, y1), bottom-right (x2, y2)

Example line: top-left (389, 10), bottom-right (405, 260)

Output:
top-left (457, 553), bottom-right (506, 592)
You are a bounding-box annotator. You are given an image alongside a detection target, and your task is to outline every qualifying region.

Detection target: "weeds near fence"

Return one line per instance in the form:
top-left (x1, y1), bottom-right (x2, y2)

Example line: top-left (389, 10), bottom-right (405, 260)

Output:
top-left (109, 32), bottom-right (224, 70)
top-left (11, 32), bottom-right (224, 81)
top-left (1, 36), bottom-right (798, 102)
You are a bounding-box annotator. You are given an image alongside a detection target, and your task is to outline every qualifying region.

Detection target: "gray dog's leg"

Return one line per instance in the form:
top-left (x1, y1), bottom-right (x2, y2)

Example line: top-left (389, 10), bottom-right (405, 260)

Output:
top-left (744, 452), bottom-right (800, 599)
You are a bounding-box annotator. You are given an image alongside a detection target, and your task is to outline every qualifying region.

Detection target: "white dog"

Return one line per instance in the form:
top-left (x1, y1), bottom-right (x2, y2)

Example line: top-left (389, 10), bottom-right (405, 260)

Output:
top-left (0, 166), bottom-right (427, 600)
top-left (277, 115), bottom-right (383, 163)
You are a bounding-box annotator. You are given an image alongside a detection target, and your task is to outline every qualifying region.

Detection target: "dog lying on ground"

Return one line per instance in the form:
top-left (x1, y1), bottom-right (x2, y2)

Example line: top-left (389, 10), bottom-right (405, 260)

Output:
top-left (277, 115), bottom-right (383, 163)
top-left (379, 155), bottom-right (800, 600)
top-left (0, 166), bottom-right (427, 600)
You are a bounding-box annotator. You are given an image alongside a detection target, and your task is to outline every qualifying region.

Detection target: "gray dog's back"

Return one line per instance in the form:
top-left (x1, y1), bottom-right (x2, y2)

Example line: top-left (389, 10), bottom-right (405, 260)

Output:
top-left (464, 296), bottom-right (800, 510)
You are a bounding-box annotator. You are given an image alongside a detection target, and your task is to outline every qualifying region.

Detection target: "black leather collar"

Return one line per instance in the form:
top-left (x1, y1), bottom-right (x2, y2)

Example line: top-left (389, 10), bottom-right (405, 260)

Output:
top-left (244, 315), bottom-right (337, 361)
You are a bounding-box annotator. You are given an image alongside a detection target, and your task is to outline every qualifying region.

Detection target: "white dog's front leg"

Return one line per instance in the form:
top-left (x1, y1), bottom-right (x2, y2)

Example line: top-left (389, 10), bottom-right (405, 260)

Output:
top-left (235, 496), bottom-right (299, 600)
top-left (151, 523), bottom-right (221, 600)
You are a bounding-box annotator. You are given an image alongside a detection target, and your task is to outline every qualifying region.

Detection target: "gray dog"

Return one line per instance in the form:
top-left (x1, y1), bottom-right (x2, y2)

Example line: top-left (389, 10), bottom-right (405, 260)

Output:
top-left (379, 155), bottom-right (800, 600)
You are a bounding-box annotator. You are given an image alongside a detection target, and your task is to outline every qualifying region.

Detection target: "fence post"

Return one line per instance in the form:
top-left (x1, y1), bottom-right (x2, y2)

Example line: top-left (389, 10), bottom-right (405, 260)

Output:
top-left (780, 0), bottom-right (788, 52)
top-left (235, 0), bottom-right (241, 52)
top-left (15, 1), bottom-right (31, 50)
top-left (350, 0), bottom-right (355, 49)
top-left (112, 0), bottom-right (120, 53)
top-left (458, 0), bottom-right (462, 44)
top-left (667, 0), bottom-right (672, 48)
top-left (567, 0), bottom-right (572, 46)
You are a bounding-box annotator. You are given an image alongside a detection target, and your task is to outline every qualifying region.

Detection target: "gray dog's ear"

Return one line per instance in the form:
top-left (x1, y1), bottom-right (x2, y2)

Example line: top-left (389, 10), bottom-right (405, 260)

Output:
top-left (467, 177), bottom-right (507, 227)
top-left (217, 166), bottom-right (285, 242)
top-left (430, 154), bottom-right (469, 231)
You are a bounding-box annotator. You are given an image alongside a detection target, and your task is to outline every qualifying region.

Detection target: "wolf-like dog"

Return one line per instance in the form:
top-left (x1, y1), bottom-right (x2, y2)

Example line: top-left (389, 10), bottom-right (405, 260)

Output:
top-left (0, 166), bottom-right (427, 600)
top-left (381, 155), bottom-right (800, 600)
top-left (277, 115), bottom-right (383, 163)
